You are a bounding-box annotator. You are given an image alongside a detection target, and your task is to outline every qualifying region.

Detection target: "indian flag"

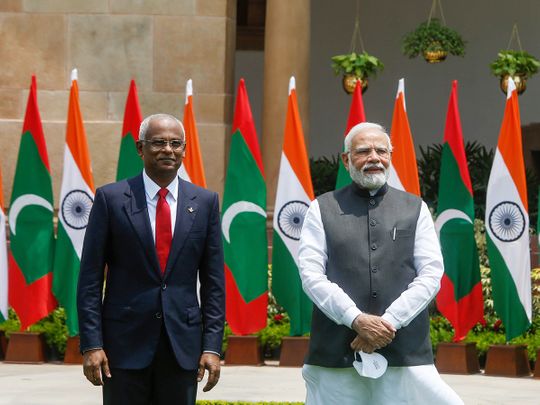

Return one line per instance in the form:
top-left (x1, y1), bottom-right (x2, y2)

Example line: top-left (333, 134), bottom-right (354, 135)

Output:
top-left (272, 77), bottom-right (314, 336)
top-left (387, 78), bottom-right (420, 196)
top-left (0, 166), bottom-right (7, 322)
top-left (179, 79), bottom-right (207, 187)
top-left (53, 69), bottom-right (95, 336)
top-left (335, 80), bottom-right (366, 189)
top-left (485, 77), bottom-right (531, 341)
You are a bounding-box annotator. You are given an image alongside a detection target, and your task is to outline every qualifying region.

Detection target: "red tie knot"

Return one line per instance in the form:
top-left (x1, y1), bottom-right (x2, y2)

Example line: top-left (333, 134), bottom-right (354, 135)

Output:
top-left (158, 188), bottom-right (169, 199)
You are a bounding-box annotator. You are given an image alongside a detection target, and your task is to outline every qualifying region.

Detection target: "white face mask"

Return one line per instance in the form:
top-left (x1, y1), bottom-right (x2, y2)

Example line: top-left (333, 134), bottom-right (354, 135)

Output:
top-left (352, 351), bottom-right (388, 379)
top-left (348, 161), bottom-right (390, 190)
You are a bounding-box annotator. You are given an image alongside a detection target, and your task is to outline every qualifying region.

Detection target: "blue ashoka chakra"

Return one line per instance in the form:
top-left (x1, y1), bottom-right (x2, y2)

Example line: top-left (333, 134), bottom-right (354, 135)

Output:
top-left (488, 201), bottom-right (525, 242)
top-left (61, 189), bottom-right (93, 230)
top-left (278, 200), bottom-right (309, 241)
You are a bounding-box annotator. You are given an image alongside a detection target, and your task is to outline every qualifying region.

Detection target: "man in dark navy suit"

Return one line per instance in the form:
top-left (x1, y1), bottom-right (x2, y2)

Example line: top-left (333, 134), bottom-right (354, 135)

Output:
top-left (77, 113), bottom-right (225, 404)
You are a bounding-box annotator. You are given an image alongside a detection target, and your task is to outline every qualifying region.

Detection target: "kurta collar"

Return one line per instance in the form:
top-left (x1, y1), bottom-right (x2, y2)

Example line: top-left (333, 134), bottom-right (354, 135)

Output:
top-left (351, 182), bottom-right (389, 198)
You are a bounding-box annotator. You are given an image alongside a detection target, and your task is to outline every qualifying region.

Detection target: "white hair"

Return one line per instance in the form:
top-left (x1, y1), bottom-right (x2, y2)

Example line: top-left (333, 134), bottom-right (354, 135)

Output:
top-left (139, 113), bottom-right (185, 141)
top-left (343, 122), bottom-right (392, 153)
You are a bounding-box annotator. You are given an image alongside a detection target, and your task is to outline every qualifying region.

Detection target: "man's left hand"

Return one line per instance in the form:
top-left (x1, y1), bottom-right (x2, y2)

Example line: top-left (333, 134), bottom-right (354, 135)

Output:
top-left (197, 352), bottom-right (221, 392)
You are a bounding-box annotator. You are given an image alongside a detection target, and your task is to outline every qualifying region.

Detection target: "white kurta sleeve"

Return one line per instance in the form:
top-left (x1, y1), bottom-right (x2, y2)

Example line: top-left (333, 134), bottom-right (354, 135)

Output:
top-left (381, 201), bottom-right (444, 329)
top-left (298, 199), bottom-right (361, 328)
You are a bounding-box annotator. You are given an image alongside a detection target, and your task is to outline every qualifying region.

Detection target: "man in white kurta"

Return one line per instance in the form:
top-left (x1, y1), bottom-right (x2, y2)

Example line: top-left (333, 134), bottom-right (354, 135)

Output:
top-left (298, 122), bottom-right (463, 404)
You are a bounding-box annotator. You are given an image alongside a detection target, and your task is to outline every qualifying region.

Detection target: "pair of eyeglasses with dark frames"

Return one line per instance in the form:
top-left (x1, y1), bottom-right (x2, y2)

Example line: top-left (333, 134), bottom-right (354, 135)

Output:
top-left (350, 147), bottom-right (390, 158)
top-left (140, 139), bottom-right (186, 151)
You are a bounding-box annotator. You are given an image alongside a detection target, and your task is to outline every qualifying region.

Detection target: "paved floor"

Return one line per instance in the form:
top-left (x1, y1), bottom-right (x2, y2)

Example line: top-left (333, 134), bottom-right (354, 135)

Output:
top-left (0, 362), bottom-right (537, 404)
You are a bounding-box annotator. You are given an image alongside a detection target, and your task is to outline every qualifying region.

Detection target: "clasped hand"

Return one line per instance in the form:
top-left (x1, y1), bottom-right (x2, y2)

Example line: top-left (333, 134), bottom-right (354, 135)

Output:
top-left (350, 313), bottom-right (396, 353)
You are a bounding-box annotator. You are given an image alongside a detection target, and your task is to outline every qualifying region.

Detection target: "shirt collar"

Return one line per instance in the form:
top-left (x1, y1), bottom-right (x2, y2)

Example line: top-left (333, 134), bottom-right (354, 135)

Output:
top-left (142, 170), bottom-right (179, 201)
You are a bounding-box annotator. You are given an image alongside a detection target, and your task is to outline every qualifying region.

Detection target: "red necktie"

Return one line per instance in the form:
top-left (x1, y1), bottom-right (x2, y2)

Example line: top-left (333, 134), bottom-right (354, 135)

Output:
top-left (156, 188), bottom-right (172, 274)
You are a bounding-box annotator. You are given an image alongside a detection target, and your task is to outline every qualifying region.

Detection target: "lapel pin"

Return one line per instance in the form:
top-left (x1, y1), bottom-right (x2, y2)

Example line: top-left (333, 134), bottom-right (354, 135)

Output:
top-left (187, 206), bottom-right (194, 213)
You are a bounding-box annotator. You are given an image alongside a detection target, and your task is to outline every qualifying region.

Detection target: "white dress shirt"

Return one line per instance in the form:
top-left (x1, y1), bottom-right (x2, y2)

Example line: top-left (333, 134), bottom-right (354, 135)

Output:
top-left (142, 170), bottom-right (178, 240)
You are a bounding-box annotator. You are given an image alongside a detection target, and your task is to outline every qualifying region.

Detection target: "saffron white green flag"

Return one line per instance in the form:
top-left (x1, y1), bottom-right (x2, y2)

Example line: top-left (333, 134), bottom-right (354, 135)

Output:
top-left (485, 77), bottom-right (531, 341)
top-left (53, 69), bottom-right (95, 336)
top-left (272, 77), bottom-right (314, 336)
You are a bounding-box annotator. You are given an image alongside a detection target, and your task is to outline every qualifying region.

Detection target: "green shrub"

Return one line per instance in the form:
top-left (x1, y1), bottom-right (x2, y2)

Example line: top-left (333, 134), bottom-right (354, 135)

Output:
top-left (309, 155), bottom-right (339, 197)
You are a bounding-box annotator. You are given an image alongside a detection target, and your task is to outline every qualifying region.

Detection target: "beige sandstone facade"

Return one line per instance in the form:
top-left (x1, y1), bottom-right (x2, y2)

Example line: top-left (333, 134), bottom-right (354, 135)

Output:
top-left (0, 0), bottom-right (237, 206)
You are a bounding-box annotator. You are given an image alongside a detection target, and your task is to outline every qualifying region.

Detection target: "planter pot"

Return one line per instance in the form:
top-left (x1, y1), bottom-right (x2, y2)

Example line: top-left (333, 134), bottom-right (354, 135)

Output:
top-left (342, 74), bottom-right (368, 95)
top-left (484, 344), bottom-right (531, 377)
top-left (63, 336), bottom-right (83, 364)
top-left (224, 336), bottom-right (263, 365)
top-left (4, 332), bottom-right (46, 363)
top-left (500, 74), bottom-right (527, 95)
top-left (0, 331), bottom-right (7, 360)
top-left (279, 336), bottom-right (309, 367)
top-left (435, 342), bottom-right (480, 374)
top-left (423, 49), bottom-right (448, 63)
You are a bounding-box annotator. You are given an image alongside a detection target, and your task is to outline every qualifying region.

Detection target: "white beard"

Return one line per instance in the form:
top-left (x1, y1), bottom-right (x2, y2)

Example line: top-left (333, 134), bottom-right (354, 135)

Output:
top-left (349, 161), bottom-right (389, 190)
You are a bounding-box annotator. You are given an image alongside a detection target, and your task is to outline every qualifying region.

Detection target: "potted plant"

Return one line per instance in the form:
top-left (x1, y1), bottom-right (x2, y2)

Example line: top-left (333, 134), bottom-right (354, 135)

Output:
top-left (402, 18), bottom-right (465, 63)
top-left (331, 51), bottom-right (384, 94)
top-left (490, 50), bottom-right (540, 95)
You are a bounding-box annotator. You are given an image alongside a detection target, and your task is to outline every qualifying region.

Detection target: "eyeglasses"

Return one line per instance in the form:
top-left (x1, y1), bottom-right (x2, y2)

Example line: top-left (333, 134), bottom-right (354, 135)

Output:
top-left (141, 139), bottom-right (186, 151)
top-left (350, 147), bottom-right (390, 158)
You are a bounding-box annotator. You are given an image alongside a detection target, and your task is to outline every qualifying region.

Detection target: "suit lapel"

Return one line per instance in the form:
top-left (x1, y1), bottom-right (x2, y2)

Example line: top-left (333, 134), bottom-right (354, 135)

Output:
top-left (124, 175), bottom-right (161, 279)
top-left (165, 178), bottom-right (198, 279)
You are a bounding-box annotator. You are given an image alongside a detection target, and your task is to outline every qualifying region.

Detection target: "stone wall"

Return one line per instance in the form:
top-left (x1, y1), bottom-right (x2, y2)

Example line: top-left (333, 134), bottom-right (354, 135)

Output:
top-left (0, 0), bottom-right (236, 207)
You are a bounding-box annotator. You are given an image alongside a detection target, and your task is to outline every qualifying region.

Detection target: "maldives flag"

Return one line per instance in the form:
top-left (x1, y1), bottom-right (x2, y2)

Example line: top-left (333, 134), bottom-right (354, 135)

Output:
top-left (335, 80), bottom-right (366, 189)
top-left (53, 69), bottom-right (95, 336)
top-left (272, 77), bottom-right (314, 336)
top-left (0, 167), bottom-right (7, 322)
top-left (387, 78), bottom-right (420, 196)
top-left (435, 81), bottom-right (484, 341)
top-left (485, 78), bottom-right (531, 341)
top-left (179, 79), bottom-right (207, 187)
top-left (116, 79), bottom-right (143, 180)
top-left (222, 79), bottom-right (267, 335)
top-left (9, 75), bottom-right (56, 330)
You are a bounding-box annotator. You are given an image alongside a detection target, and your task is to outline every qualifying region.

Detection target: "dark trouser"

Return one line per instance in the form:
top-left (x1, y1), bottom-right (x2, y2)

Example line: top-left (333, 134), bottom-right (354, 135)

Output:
top-left (103, 327), bottom-right (198, 405)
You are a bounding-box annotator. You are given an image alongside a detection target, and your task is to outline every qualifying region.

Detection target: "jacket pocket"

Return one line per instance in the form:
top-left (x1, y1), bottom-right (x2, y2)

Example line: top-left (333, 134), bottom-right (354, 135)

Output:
top-left (187, 306), bottom-right (202, 325)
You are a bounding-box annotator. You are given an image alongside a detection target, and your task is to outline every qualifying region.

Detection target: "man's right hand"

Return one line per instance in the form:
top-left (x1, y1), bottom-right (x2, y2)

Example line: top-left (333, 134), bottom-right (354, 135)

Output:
top-left (83, 348), bottom-right (111, 386)
top-left (351, 313), bottom-right (396, 352)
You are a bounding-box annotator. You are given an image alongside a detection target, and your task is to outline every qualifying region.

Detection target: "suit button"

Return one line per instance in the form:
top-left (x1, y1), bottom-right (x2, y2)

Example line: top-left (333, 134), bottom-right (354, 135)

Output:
top-left (372, 291), bottom-right (378, 298)
top-left (369, 199), bottom-right (376, 206)
top-left (369, 219), bottom-right (376, 226)
top-left (371, 266), bottom-right (378, 273)
top-left (371, 243), bottom-right (377, 250)
top-left (155, 312), bottom-right (162, 319)
top-left (161, 283), bottom-right (167, 291)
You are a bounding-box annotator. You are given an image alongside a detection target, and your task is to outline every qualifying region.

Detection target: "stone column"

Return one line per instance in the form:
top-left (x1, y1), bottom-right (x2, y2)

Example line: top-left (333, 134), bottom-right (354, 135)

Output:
top-left (262, 0), bottom-right (310, 208)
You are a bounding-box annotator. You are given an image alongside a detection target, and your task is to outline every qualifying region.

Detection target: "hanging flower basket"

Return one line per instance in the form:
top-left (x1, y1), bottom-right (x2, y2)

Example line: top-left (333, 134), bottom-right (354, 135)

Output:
top-left (331, 51), bottom-right (383, 95)
top-left (402, 19), bottom-right (465, 63)
top-left (490, 50), bottom-right (539, 95)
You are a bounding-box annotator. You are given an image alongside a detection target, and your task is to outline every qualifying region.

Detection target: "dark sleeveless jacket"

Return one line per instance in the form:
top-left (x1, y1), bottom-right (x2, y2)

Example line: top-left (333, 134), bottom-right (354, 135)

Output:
top-left (305, 183), bottom-right (434, 368)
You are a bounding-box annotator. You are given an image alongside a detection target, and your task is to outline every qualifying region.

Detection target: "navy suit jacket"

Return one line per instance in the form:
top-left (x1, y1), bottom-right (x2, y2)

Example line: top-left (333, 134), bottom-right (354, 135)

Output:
top-left (77, 174), bottom-right (225, 370)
